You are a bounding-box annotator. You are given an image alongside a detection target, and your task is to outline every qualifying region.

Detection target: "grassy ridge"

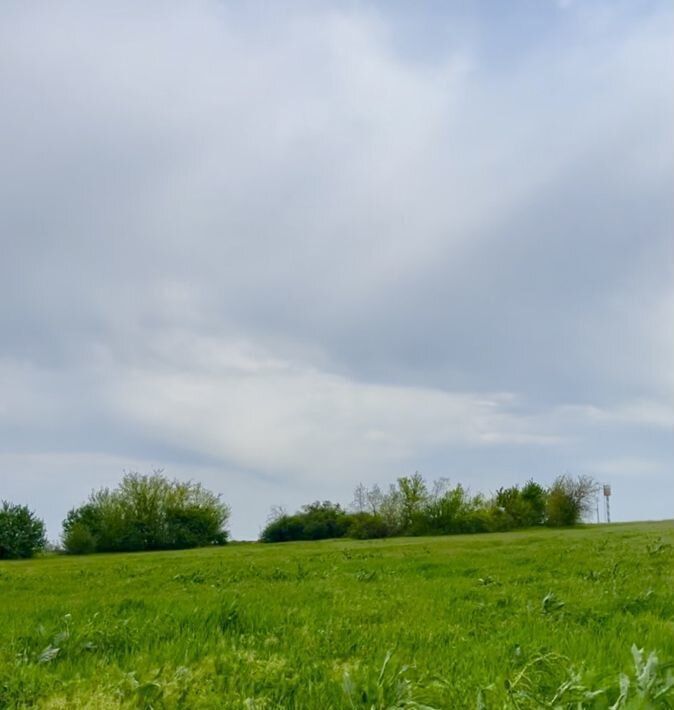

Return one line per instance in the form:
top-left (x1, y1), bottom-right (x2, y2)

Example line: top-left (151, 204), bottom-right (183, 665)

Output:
top-left (1, 521), bottom-right (673, 708)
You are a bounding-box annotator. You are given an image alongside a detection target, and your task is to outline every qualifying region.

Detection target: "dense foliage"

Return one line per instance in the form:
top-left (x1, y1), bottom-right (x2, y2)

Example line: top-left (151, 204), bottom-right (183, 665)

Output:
top-left (260, 501), bottom-right (350, 542)
top-left (62, 472), bottom-right (230, 554)
top-left (0, 501), bottom-right (46, 559)
top-left (260, 474), bottom-right (599, 542)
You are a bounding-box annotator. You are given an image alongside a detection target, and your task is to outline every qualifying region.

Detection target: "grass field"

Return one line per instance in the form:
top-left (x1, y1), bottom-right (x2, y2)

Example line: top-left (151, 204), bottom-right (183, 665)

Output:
top-left (1, 521), bottom-right (673, 708)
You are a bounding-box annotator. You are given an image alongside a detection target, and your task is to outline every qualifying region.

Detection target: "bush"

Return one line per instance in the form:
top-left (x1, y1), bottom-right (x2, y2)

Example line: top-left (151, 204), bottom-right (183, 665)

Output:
top-left (423, 485), bottom-right (489, 535)
top-left (260, 514), bottom-right (307, 543)
top-left (260, 501), bottom-right (350, 542)
top-left (0, 501), bottom-right (46, 559)
top-left (347, 512), bottom-right (390, 539)
top-left (167, 505), bottom-right (228, 548)
top-left (62, 471), bottom-right (230, 554)
top-left (546, 483), bottom-right (579, 526)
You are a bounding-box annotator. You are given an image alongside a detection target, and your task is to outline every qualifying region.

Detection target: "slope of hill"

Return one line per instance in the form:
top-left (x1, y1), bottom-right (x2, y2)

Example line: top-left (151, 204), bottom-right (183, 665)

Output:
top-left (1, 521), bottom-right (672, 707)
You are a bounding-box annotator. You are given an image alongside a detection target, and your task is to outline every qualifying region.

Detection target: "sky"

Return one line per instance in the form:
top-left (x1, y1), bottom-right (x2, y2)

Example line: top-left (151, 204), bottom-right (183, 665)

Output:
top-left (1, 0), bottom-right (672, 541)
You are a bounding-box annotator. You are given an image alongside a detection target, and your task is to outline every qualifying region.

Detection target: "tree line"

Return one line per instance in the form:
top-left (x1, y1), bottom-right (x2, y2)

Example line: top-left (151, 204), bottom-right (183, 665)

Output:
top-left (0, 471), bottom-right (599, 558)
top-left (259, 473), bottom-right (599, 542)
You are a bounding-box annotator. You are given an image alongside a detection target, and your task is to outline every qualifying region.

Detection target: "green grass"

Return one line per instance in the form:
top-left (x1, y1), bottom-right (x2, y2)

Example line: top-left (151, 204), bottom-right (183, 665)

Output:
top-left (1, 521), bottom-right (673, 708)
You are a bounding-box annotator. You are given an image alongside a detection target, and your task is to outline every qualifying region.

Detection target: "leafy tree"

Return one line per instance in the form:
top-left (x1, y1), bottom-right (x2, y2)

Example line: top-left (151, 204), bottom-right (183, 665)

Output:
top-left (424, 484), bottom-right (490, 534)
top-left (546, 475), bottom-right (598, 526)
top-left (521, 479), bottom-right (547, 526)
top-left (62, 471), bottom-right (230, 554)
top-left (495, 485), bottom-right (527, 527)
top-left (545, 484), bottom-right (578, 527)
top-left (397, 473), bottom-right (428, 531)
top-left (259, 514), bottom-right (306, 543)
top-left (62, 522), bottom-right (96, 555)
top-left (346, 512), bottom-right (390, 539)
top-left (301, 501), bottom-right (350, 539)
top-left (493, 484), bottom-right (548, 529)
top-left (0, 501), bottom-right (46, 559)
top-left (378, 484), bottom-right (405, 536)
top-left (260, 501), bottom-right (349, 542)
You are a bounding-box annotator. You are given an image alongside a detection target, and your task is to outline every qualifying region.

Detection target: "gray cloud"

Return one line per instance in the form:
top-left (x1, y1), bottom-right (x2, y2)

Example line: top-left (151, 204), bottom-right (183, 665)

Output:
top-left (1, 0), bottom-right (672, 539)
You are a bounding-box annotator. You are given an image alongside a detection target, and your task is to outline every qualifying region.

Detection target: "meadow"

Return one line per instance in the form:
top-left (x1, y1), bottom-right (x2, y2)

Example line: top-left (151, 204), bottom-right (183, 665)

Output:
top-left (1, 521), bottom-right (672, 708)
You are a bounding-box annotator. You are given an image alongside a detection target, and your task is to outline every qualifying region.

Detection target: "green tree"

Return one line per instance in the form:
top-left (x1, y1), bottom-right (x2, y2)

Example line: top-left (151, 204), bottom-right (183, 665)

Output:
top-left (62, 471), bottom-right (230, 554)
top-left (546, 475), bottom-right (598, 526)
top-left (259, 513), bottom-right (306, 543)
top-left (495, 485), bottom-right (527, 528)
top-left (260, 501), bottom-right (350, 543)
top-left (346, 512), bottom-right (390, 539)
top-left (0, 501), bottom-right (46, 559)
top-left (424, 484), bottom-right (490, 534)
top-left (62, 522), bottom-right (96, 555)
top-left (397, 472), bottom-right (428, 532)
top-left (521, 479), bottom-right (547, 526)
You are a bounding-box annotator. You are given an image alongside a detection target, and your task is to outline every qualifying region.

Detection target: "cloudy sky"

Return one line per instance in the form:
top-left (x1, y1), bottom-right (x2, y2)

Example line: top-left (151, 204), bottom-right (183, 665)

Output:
top-left (1, 0), bottom-right (672, 541)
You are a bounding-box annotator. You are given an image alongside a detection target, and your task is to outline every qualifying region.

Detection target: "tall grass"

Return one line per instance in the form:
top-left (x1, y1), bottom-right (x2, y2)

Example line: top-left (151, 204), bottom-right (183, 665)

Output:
top-left (1, 521), bottom-right (672, 707)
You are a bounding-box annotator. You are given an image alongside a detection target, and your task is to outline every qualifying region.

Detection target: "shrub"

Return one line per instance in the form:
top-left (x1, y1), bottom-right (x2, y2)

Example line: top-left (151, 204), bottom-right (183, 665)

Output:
top-left (347, 512), bottom-right (390, 539)
top-left (260, 514), bottom-right (307, 543)
top-left (260, 501), bottom-right (350, 542)
top-left (545, 486), bottom-right (576, 527)
top-left (167, 504), bottom-right (228, 548)
top-left (422, 485), bottom-right (491, 535)
top-left (0, 501), bottom-right (46, 559)
top-left (62, 471), bottom-right (230, 554)
top-left (301, 501), bottom-right (350, 540)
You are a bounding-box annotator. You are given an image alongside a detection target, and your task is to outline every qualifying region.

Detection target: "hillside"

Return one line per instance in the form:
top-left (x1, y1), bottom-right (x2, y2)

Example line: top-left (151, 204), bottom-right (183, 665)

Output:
top-left (1, 521), bottom-right (673, 708)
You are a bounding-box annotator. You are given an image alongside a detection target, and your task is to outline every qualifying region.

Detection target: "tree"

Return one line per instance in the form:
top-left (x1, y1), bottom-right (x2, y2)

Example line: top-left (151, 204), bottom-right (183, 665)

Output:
top-left (260, 501), bottom-right (350, 542)
top-left (300, 501), bottom-right (349, 539)
top-left (424, 484), bottom-right (489, 534)
top-left (351, 483), bottom-right (368, 513)
top-left (0, 501), bottom-right (46, 559)
top-left (521, 479), bottom-right (547, 526)
top-left (494, 485), bottom-right (526, 527)
top-left (568, 474), bottom-right (600, 519)
top-left (366, 484), bottom-right (384, 515)
top-left (259, 513), bottom-right (306, 543)
top-left (378, 483), bottom-right (405, 535)
top-left (62, 522), bottom-right (96, 555)
top-left (62, 471), bottom-right (230, 554)
top-left (266, 505), bottom-right (287, 524)
top-left (397, 472), bottom-right (428, 531)
top-left (546, 474), bottom-right (598, 526)
top-left (346, 512), bottom-right (389, 539)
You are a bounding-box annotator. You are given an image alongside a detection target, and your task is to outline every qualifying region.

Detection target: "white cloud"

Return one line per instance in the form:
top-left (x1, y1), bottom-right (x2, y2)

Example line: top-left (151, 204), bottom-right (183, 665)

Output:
top-left (551, 400), bottom-right (674, 431)
top-left (102, 336), bottom-right (560, 484)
